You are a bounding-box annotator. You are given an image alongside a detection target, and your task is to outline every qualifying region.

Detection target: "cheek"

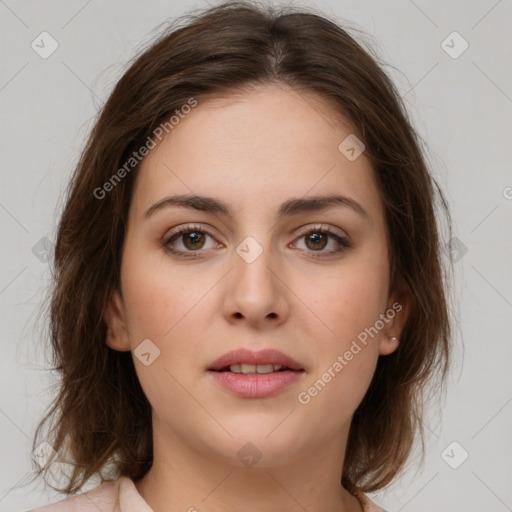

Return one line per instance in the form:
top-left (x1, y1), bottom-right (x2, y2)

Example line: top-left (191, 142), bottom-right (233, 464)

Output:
top-left (120, 241), bottom-right (211, 341)
top-left (303, 251), bottom-right (390, 355)
top-left (119, 241), bottom-right (222, 400)
top-left (119, 247), bottom-right (212, 413)
top-left (296, 347), bottom-right (377, 434)
top-left (296, 265), bottom-right (385, 423)
top-left (295, 248), bottom-right (388, 422)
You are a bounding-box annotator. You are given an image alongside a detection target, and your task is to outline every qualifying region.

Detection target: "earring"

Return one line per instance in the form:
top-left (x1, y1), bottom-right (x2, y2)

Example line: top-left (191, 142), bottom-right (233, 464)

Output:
top-left (391, 336), bottom-right (399, 344)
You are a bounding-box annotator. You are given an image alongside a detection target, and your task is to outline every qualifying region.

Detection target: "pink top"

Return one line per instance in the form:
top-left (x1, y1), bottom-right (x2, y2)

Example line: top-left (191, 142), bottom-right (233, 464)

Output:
top-left (29, 476), bottom-right (387, 512)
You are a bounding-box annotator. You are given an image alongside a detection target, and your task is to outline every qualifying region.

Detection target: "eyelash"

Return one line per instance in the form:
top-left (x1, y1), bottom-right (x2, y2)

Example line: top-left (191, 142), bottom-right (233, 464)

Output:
top-left (162, 224), bottom-right (352, 260)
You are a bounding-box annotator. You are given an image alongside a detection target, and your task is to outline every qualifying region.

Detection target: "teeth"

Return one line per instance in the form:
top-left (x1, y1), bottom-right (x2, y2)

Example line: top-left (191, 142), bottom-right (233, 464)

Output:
top-left (229, 363), bottom-right (285, 374)
top-left (256, 364), bottom-right (275, 374)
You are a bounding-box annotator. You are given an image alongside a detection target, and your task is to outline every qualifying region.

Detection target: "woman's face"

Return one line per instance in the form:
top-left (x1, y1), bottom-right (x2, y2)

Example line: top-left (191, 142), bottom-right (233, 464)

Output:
top-left (105, 83), bottom-right (408, 468)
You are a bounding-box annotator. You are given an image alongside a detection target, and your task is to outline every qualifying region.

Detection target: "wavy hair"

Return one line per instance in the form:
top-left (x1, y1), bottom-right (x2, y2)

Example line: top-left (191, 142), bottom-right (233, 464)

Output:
top-left (29, 0), bottom-right (453, 496)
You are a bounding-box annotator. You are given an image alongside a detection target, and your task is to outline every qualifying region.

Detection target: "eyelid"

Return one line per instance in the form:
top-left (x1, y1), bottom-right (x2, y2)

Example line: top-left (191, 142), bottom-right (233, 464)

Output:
top-left (293, 223), bottom-right (347, 240)
top-left (164, 223), bottom-right (221, 242)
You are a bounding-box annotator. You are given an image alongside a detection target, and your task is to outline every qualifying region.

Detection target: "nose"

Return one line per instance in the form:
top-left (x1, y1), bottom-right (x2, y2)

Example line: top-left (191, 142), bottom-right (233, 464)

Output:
top-left (221, 239), bottom-right (290, 329)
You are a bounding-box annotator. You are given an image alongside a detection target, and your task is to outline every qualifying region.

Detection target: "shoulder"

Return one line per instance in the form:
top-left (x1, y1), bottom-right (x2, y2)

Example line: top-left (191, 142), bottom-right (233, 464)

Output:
top-left (28, 478), bottom-right (121, 512)
top-left (28, 476), bottom-right (152, 512)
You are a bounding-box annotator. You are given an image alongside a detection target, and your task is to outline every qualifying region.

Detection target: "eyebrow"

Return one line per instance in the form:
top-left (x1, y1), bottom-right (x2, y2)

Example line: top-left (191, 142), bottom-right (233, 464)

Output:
top-left (143, 193), bottom-right (370, 222)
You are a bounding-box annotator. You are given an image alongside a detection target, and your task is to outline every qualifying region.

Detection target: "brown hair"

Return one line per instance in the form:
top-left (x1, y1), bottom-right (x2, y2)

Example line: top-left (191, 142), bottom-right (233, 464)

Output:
top-left (30, 0), bottom-right (453, 496)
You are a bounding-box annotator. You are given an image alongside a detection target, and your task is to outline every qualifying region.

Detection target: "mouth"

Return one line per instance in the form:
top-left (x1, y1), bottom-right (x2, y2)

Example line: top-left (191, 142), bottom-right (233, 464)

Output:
top-left (212, 363), bottom-right (302, 374)
top-left (207, 348), bottom-right (305, 398)
top-left (207, 348), bottom-right (305, 373)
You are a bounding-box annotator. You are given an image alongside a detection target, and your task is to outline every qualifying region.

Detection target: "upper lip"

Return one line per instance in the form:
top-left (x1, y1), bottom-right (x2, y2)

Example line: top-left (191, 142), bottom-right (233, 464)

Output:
top-left (208, 348), bottom-right (304, 371)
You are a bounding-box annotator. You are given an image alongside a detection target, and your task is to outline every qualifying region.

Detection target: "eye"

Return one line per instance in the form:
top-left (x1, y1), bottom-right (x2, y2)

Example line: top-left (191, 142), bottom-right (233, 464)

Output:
top-left (163, 225), bottom-right (221, 257)
top-left (162, 224), bottom-right (351, 259)
top-left (292, 225), bottom-right (351, 258)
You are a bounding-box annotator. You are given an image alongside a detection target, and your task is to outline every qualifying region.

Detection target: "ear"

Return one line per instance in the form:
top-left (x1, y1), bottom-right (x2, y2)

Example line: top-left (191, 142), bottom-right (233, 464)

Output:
top-left (378, 277), bottom-right (414, 356)
top-left (103, 288), bottom-right (131, 352)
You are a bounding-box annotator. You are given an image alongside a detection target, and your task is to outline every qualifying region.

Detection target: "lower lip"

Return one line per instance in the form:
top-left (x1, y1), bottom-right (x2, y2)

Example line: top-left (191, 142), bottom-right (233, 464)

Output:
top-left (208, 370), bottom-right (305, 398)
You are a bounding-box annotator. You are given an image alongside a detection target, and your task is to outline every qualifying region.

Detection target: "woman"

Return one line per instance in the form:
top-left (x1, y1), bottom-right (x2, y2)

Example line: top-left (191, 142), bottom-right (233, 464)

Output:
top-left (29, 1), bottom-right (452, 510)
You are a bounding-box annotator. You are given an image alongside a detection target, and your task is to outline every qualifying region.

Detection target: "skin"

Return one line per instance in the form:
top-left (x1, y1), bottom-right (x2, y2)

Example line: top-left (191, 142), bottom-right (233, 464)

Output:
top-left (104, 83), bottom-right (412, 512)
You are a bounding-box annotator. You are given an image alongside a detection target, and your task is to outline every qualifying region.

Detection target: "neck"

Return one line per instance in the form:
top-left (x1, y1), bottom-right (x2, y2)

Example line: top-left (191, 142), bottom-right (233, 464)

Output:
top-left (134, 417), bottom-right (363, 512)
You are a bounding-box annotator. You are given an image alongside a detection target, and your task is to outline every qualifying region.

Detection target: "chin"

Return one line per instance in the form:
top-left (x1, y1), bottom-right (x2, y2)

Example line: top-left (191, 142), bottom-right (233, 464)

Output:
top-left (206, 423), bottom-right (309, 468)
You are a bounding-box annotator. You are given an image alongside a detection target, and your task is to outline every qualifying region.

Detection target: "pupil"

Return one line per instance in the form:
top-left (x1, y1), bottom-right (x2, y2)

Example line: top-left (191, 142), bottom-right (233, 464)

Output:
top-left (184, 231), bottom-right (204, 249)
top-left (307, 232), bottom-right (327, 250)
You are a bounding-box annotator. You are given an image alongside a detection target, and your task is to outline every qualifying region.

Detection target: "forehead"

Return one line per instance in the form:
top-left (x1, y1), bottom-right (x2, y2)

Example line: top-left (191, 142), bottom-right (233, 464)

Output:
top-left (172, 83), bottom-right (356, 155)
top-left (130, 83), bottom-right (383, 223)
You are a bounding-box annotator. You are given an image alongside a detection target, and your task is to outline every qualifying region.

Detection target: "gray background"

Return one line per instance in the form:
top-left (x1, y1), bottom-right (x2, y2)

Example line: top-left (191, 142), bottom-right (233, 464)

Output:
top-left (1, 0), bottom-right (511, 511)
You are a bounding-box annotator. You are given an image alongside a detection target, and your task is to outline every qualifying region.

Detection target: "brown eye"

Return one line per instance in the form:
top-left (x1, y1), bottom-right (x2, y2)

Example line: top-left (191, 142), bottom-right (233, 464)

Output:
top-left (293, 226), bottom-right (352, 258)
top-left (163, 225), bottom-right (221, 258)
top-left (304, 232), bottom-right (328, 251)
top-left (181, 230), bottom-right (206, 250)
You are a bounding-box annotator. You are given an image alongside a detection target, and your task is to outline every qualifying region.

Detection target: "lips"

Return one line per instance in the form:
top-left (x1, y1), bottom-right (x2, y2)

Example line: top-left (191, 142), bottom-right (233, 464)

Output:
top-left (208, 349), bottom-right (306, 398)
top-left (207, 348), bottom-right (305, 398)
top-left (208, 348), bottom-right (304, 372)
